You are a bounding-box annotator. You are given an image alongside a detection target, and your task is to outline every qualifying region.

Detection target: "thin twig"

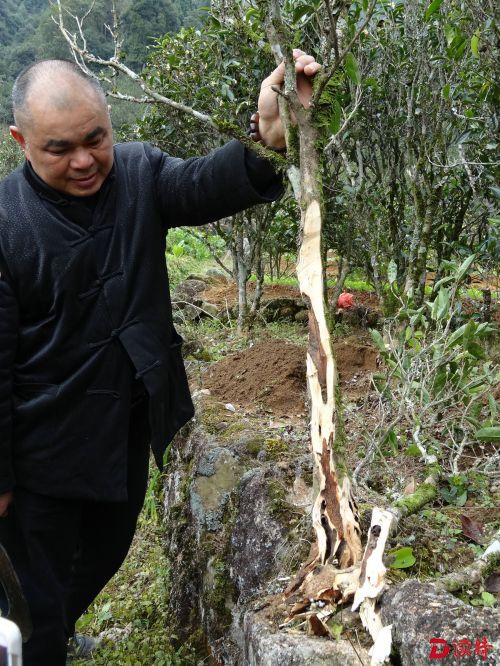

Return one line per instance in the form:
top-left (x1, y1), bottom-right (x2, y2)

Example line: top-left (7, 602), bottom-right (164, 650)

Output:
top-left (311, 0), bottom-right (377, 107)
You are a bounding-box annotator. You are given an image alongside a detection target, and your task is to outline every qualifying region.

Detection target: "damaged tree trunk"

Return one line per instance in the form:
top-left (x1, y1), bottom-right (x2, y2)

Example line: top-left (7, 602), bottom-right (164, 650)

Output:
top-left (259, 0), bottom-right (363, 571)
top-left (295, 132), bottom-right (363, 568)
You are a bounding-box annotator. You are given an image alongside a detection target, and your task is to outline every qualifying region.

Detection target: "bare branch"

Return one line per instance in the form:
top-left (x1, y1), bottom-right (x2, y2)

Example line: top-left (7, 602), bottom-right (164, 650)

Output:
top-left (324, 87), bottom-right (363, 151)
top-left (52, 0), bottom-right (287, 165)
top-left (323, 0), bottom-right (340, 62)
top-left (53, 0), bottom-right (219, 128)
top-left (427, 156), bottom-right (498, 169)
top-left (311, 0), bottom-right (377, 107)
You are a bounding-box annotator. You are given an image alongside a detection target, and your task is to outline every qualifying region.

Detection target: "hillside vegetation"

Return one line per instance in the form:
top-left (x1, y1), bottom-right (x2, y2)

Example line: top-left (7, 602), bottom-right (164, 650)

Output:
top-left (0, 0), bottom-right (205, 123)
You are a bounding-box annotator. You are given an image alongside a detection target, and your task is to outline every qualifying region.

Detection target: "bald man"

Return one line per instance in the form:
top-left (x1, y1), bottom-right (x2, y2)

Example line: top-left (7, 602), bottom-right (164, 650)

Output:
top-left (0, 54), bottom-right (319, 663)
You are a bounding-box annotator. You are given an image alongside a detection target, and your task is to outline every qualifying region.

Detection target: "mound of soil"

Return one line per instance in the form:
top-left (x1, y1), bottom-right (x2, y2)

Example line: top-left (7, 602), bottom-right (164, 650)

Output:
top-left (204, 339), bottom-right (307, 416)
top-left (203, 337), bottom-right (379, 415)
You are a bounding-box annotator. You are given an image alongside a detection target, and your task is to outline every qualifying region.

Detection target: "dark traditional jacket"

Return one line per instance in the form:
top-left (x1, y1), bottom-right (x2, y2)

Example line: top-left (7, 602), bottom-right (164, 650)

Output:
top-left (0, 140), bottom-right (281, 500)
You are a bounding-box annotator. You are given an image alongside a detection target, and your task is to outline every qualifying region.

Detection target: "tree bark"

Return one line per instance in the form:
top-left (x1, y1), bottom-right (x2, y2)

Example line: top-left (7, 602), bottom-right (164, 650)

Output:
top-left (295, 127), bottom-right (362, 568)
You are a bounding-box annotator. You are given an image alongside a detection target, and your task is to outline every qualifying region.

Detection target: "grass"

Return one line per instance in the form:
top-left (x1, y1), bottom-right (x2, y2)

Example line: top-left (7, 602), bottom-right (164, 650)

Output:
top-left (72, 462), bottom-right (196, 665)
top-left (167, 254), bottom-right (215, 288)
top-left (262, 320), bottom-right (308, 345)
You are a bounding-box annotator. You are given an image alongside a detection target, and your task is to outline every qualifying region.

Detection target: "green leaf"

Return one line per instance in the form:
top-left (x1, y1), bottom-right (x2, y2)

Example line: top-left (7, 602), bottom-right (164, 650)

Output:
top-left (405, 444), bottom-right (421, 457)
top-left (462, 319), bottom-right (477, 348)
top-left (389, 547), bottom-right (416, 569)
top-left (444, 24), bottom-right (455, 46)
top-left (442, 83), bottom-right (451, 99)
top-left (329, 100), bottom-right (342, 135)
top-left (452, 35), bottom-right (468, 60)
top-left (245, 7), bottom-right (260, 20)
top-left (384, 429), bottom-right (398, 453)
top-left (437, 288), bottom-right (450, 320)
top-left (456, 254), bottom-right (475, 283)
top-left (446, 322), bottom-right (467, 348)
top-left (425, 0), bottom-right (444, 21)
top-left (370, 329), bottom-right (387, 354)
top-left (344, 53), bottom-right (361, 85)
top-left (466, 341), bottom-right (486, 360)
top-left (434, 273), bottom-right (455, 291)
top-left (475, 427), bottom-right (500, 443)
top-left (387, 259), bottom-right (398, 284)
top-left (471, 33), bottom-right (480, 57)
top-left (293, 4), bottom-right (314, 23)
top-left (481, 591), bottom-right (496, 607)
top-left (432, 368), bottom-right (447, 395)
top-left (327, 622), bottom-right (343, 640)
top-left (431, 288), bottom-right (450, 321)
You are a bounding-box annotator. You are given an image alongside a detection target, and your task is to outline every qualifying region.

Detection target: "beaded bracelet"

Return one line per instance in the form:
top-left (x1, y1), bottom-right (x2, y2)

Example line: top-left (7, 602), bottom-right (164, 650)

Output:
top-left (248, 112), bottom-right (287, 153)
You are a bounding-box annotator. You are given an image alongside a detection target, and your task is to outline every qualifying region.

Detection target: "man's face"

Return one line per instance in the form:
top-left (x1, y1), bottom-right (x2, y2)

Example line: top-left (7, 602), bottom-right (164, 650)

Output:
top-left (10, 89), bottom-right (114, 197)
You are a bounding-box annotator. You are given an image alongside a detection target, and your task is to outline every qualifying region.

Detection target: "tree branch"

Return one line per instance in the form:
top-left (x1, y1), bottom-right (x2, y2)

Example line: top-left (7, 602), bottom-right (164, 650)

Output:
top-left (311, 0), bottom-right (377, 107)
top-left (52, 0), bottom-right (287, 167)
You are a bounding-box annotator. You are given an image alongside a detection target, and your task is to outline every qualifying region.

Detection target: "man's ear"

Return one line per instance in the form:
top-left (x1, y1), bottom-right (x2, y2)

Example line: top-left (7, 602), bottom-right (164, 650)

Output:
top-left (9, 126), bottom-right (27, 152)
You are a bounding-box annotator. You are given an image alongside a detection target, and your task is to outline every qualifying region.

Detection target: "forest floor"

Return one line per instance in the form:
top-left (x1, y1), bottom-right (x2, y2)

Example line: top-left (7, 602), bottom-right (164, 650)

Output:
top-left (73, 278), bottom-right (499, 665)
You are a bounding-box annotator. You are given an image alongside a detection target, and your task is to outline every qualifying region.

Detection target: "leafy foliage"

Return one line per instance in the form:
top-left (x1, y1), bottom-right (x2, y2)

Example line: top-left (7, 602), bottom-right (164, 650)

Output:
top-left (362, 256), bottom-right (498, 491)
top-left (320, 0), bottom-right (498, 308)
top-left (389, 547), bottom-right (417, 569)
top-left (0, 129), bottom-right (23, 178)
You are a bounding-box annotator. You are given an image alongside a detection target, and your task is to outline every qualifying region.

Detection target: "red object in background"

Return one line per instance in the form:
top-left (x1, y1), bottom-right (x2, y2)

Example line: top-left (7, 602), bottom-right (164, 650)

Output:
top-left (337, 292), bottom-right (354, 309)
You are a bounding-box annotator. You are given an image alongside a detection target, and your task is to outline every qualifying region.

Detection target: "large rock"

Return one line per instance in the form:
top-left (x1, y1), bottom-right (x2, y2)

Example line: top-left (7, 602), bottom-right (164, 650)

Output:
top-left (231, 468), bottom-right (288, 603)
top-left (380, 580), bottom-right (500, 665)
top-left (163, 396), bottom-right (313, 662)
top-left (172, 278), bottom-right (207, 304)
top-left (243, 612), bottom-right (369, 665)
top-left (172, 277), bottom-right (219, 322)
top-left (163, 396), bottom-right (498, 665)
top-left (260, 298), bottom-right (308, 323)
top-left (205, 268), bottom-right (231, 283)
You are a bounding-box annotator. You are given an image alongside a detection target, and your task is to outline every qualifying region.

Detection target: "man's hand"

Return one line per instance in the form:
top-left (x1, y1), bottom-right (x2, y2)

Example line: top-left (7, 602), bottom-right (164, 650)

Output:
top-left (0, 491), bottom-right (13, 517)
top-left (257, 49), bottom-right (321, 150)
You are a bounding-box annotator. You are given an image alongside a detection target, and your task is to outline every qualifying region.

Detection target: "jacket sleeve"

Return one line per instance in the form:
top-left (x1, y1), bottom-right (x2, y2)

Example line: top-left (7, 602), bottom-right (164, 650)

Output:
top-left (148, 140), bottom-right (283, 229)
top-left (0, 274), bottom-right (18, 494)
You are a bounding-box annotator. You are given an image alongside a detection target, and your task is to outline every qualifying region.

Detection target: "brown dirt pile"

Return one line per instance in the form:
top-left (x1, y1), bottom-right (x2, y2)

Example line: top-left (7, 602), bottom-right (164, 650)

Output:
top-left (204, 338), bottom-right (307, 416)
top-left (203, 337), bottom-right (379, 415)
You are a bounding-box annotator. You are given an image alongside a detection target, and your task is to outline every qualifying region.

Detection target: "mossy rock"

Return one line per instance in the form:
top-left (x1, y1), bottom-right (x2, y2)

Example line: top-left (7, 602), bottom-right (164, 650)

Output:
top-left (264, 438), bottom-right (289, 460)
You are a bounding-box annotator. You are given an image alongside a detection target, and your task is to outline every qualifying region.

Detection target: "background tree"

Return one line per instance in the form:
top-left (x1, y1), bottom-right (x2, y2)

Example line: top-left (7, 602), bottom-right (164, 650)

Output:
top-left (0, 0), bottom-right (206, 124)
top-left (62, 9), bottom-right (294, 329)
top-left (321, 0), bottom-right (498, 310)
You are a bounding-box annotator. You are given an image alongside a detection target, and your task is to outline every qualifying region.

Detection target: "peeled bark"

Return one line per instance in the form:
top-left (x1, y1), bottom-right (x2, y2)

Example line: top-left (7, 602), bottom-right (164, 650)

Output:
top-left (296, 130), bottom-right (362, 569)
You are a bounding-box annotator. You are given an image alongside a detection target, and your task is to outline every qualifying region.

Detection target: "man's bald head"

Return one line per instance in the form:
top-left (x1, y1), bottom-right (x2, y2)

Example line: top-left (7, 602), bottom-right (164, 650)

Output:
top-left (10, 59), bottom-right (114, 197)
top-left (12, 59), bottom-right (107, 131)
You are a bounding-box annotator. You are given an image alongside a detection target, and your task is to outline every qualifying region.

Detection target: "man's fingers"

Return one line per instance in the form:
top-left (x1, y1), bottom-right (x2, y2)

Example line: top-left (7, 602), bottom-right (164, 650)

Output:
top-left (261, 62), bottom-right (285, 89)
top-left (295, 57), bottom-right (321, 74)
top-left (261, 56), bottom-right (320, 90)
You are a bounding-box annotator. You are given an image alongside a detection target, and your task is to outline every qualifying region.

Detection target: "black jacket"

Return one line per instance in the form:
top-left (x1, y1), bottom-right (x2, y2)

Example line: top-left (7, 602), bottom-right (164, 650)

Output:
top-left (0, 140), bottom-right (281, 500)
